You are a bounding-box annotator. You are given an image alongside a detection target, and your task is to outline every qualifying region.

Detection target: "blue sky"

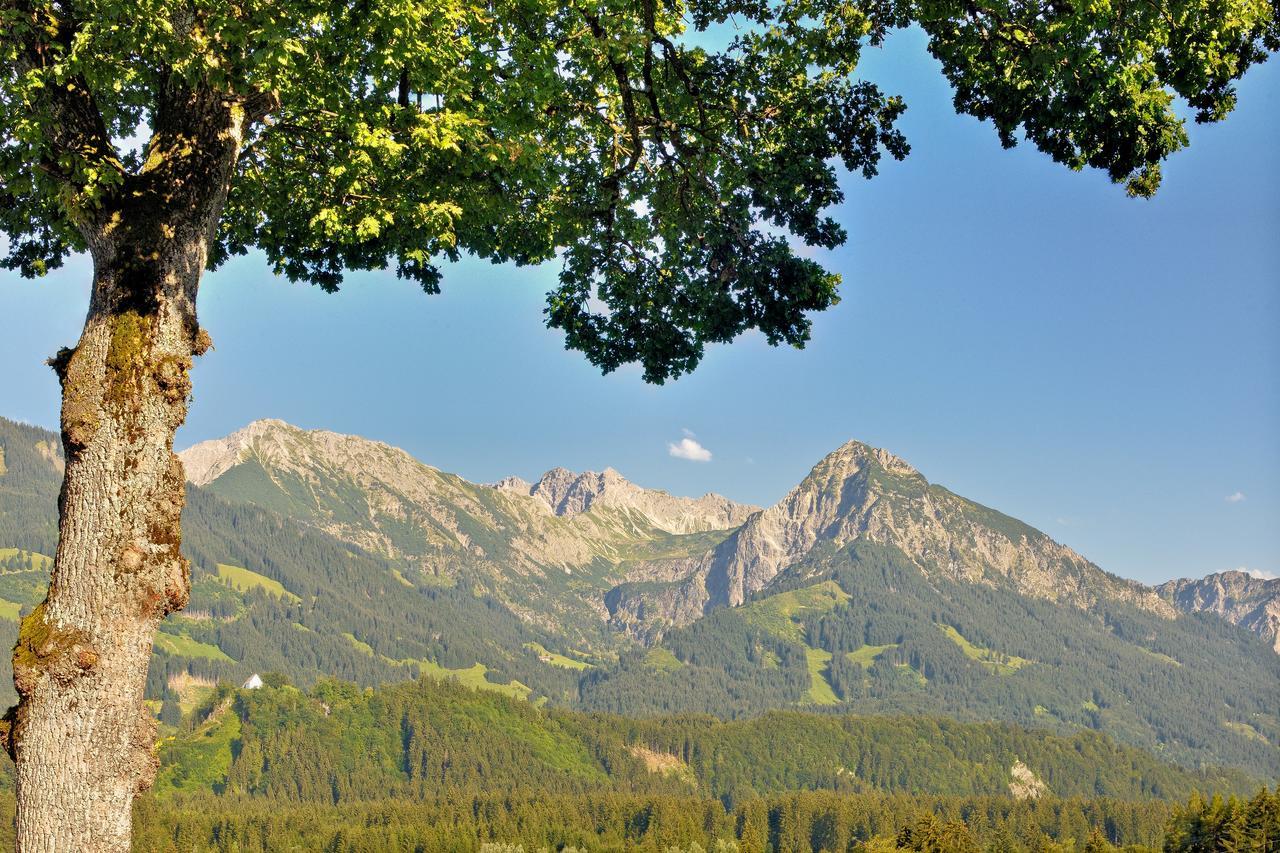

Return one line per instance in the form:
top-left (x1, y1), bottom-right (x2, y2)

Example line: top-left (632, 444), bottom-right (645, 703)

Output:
top-left (2, 29), bottom-right (1276, 585)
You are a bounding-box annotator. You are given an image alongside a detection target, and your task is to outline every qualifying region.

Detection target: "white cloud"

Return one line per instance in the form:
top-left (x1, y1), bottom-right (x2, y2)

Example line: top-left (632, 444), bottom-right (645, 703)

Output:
top-left (1241, 567), bottom-right (1277, 580)
top-left (668, 437), bottom-right (712, 462)
top-left (1225, 491), bottom-right (1246, 504)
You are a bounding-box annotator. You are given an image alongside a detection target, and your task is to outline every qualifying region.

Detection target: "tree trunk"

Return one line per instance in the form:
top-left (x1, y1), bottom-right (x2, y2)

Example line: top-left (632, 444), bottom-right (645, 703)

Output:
top-left (5, 83), bottom-right (253, 852)
top-left (8, 233), bottom-right (208, 851)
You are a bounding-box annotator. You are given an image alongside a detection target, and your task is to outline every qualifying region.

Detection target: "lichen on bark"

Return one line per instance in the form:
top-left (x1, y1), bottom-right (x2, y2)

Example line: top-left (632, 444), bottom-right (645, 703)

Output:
top-left (12, 603), bottom-right (97, 697)
top-left (104, 308), bottom-right (157, 415)
top-left (53, 345), bottom-right (101, 452)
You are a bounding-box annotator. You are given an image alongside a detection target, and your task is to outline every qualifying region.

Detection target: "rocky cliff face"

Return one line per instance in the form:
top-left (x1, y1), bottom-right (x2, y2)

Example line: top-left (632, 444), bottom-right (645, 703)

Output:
top-left (1158, 571), bottom-right (1280, 654)
top-left (496, 466), bottom-right (755, 533)
top-left (605, 440), bottom-right (1173, 634)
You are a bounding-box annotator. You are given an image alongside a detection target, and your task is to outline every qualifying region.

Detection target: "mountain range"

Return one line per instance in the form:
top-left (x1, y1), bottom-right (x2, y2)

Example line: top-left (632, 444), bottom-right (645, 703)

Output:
top-left (1, 415), bottom-right (1277, 780)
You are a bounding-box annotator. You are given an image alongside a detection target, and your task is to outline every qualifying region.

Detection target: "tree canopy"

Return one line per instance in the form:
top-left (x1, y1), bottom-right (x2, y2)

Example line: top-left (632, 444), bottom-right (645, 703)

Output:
top-left (2, 0), bottom-right (1275, 380)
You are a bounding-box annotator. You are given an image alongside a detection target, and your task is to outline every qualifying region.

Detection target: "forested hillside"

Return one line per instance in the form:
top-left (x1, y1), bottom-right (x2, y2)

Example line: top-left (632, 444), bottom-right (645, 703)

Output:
top-left (582, 542), bottom-right (1280, 778)
top-left (119, 786), bottom-right (1280, 852)
top-left (0, 675), bottom-right (1269, 852)
top-left (142, 678), bottom-right (1252, 804)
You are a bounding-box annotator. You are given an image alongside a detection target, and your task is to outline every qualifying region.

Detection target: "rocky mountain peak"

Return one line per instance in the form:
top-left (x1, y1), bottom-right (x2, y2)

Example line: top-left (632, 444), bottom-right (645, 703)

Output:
top-left (1158, 571), bottom-right (1279, 654)
top-left (492, 475), bottom-right (533, 494)
top-left (496, 465), bottom-right (757, 533)
top-left (180, 419), bottom-right (299, 486)
top-left (620, 437), bottom-right (1174, 627)
top-left (180, 419), bottom-right (423, 487)
top-left (525, 466), bottom-right (626, 517)
top-left (819, 439), bottom-right (920, 478)
top-left (690, 439), bottom-right (920, 609)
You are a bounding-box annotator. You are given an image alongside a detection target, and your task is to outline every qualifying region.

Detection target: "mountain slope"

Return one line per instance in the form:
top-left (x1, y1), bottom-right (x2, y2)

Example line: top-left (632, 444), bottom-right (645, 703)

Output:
top-left (603, 440), bottom-right (1172, 638)
top-left (584, 540), bottom-right (1280, 777)
top-left (0, 417), bottom-right (611, 707)
top-left (0, 417), bottom-right (61, 557)
top-left (1158, 571), bottom-right (1280, 654)
top-left (180, 420), bottom-right (754, 643)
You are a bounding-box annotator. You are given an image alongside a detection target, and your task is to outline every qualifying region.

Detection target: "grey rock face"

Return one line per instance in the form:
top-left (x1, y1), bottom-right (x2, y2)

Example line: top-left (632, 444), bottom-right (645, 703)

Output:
top-left (498, 464), bottom-right (758, 533)
top-left (1158, 571), bottom-right (1280, 654)
top-left (607, 440), bottom-right (1173, 637)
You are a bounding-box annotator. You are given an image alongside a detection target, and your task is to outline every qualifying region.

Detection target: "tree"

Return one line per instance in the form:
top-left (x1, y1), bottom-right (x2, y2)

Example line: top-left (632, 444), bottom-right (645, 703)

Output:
top-left (0, 0), bottom-right (1274, 847)
top-left (158, 690), bottom-right (183, 728)
top-left (1083, 827), bottom-right (1117, 853)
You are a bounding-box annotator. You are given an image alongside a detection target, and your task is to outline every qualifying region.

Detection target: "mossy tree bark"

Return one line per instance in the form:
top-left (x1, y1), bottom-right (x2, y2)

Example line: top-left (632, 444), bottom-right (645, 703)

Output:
top-left (6, 83), bottom-right (258, 853)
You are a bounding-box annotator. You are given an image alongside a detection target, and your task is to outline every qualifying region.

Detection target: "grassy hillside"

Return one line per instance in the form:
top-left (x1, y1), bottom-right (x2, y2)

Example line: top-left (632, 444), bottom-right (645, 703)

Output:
top-left (581, 542), bottom-right (1280, 780)
top-left (215, 563), bottom-right (301, 602)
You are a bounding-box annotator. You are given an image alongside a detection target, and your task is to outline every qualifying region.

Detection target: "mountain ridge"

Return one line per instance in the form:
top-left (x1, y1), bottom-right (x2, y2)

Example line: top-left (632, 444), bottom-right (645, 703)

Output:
top-left (181, 421), bottom-right (1179, 644)
top-left (177, 418), bottom-right (757, 650)
top-left (17, 416), bottom-right (1276, 653)
top-left (494, 463), bottom-right (758, 532)
top-left (181, 418), bottom-right (757, 539)
top-left (184, 420), bottom-right (759, 533)
top-left (604, 438), bottom-right (1175, 636)
top-left (1158, 570), bottom-right (1280, 654)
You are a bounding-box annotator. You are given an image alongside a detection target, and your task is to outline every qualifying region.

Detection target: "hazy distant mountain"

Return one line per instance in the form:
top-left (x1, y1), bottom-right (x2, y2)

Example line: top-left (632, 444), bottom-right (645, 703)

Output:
top-left (181, 418), bottom-right (755, 562)
top-left (1158, 571), bottom-right (1280, 654)
top-left (496, 465), bottom-right (754, 532)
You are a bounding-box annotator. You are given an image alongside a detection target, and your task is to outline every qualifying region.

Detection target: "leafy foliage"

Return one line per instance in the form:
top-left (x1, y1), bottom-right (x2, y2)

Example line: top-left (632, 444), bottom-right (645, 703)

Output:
top-left (914, 0), bottom-right (1279, 197)
top-left (3, 0), bottom-right (1275, 377)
